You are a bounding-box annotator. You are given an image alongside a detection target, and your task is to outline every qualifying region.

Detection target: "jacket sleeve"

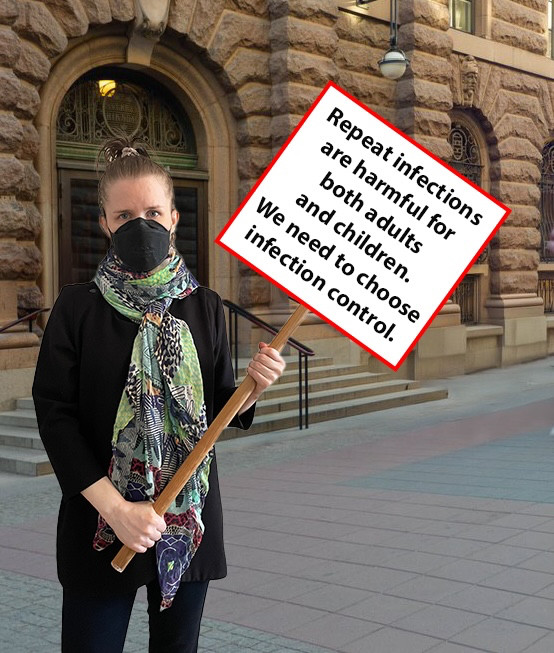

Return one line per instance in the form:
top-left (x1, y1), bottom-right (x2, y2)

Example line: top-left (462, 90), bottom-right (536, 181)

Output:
top-left (32, 287), bottom-right (106, 499)
top-left (212, 293), bottom-right (256, 430)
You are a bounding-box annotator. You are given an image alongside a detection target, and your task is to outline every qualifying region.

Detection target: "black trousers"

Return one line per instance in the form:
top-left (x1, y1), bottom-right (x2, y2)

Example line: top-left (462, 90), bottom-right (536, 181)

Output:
top-left (61, 579), bottom-right (209, 653)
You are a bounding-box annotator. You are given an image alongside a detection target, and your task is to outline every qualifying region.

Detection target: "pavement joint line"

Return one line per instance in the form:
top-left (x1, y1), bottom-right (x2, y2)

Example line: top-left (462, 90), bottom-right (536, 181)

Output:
top-left (0, 570), bottom-right (336, 653)
top-left (2, 356), bottom-right (554, 650)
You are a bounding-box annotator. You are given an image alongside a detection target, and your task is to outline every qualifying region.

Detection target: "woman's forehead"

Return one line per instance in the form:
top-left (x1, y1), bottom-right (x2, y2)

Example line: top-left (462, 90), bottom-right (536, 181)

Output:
top-left (106, 175), bottom-right (170, 203)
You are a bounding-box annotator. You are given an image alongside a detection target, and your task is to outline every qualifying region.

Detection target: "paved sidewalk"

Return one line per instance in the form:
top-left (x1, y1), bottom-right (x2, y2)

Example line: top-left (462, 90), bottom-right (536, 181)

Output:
top-left (2, 357), bottom-right (554, 652)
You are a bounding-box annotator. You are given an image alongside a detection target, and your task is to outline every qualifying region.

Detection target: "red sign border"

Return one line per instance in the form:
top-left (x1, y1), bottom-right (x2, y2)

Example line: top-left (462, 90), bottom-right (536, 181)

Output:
top-left (215, 81), bottom-right (511, 371)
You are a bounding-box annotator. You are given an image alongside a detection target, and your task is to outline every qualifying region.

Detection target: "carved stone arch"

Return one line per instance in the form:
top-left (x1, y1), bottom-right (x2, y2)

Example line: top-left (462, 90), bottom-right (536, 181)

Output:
top-left (448, 110), bottom-right (491, 194)
top-left (36, 29), bottom-right (238, 309)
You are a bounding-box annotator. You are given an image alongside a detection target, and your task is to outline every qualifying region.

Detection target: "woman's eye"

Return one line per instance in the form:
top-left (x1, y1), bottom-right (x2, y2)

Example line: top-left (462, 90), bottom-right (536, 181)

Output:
top-left (118, 212), bottom-right (130, 220)
top-left (147, 210), bottom-right (160, 217)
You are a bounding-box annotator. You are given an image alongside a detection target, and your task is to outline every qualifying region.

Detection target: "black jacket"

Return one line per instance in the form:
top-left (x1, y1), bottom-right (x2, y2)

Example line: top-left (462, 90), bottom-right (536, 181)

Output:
top-left (32, 282), bottom-right (255, 596)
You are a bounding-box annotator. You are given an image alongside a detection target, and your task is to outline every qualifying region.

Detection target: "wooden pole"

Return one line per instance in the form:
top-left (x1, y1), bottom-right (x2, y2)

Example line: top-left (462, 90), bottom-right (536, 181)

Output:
top-left (112, 304), bottom-right (309, 572)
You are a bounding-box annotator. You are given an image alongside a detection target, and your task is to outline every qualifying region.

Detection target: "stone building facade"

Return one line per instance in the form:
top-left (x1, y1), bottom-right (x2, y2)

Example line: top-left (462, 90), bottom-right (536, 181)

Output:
top-left (0, 0), bottom-right (553, 408)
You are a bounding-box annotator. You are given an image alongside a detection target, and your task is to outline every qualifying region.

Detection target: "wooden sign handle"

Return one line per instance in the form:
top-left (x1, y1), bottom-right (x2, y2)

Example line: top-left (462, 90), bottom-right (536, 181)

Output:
top-left (112, 304), bottom-right (309, 573)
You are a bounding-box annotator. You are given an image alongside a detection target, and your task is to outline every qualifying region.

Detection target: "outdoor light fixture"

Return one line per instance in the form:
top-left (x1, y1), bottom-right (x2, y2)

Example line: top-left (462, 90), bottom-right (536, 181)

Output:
top-left (97, 80), bottom-right (117, 97)
top-left (378, 0), bottom-right (409, 80)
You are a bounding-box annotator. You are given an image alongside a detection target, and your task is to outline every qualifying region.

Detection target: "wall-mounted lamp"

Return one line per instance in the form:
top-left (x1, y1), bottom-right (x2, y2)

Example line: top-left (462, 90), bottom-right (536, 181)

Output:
top-left (378, 0), bottom-right (409, 79)
top-left (355, 0), bottom-right (409, 79)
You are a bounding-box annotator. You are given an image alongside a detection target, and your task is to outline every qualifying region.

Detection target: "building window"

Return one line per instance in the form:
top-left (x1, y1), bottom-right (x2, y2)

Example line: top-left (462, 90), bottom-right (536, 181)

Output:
top-left (546, 0), bottom-right (554, 59)
top-left (449, 0), bottom-right (474, 33)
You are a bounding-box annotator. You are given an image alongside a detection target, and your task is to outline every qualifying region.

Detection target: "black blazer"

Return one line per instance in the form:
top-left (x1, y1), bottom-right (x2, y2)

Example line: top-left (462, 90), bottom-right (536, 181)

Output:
top-left (32, 282), bottom-right (255, 596)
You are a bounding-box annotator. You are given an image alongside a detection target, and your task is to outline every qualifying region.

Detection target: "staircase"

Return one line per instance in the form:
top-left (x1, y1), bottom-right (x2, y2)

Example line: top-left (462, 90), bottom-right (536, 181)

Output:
top-left (223, 355), bottom-right (447, 437)
top-left (0, 358), bottom-right (447, 476)
top-left (0, 397), bottom-right (52, 476)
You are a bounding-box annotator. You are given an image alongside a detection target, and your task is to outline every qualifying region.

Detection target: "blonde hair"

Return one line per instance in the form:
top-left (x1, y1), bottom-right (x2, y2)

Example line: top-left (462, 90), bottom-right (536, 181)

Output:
top-left (95, 132), bottom-right (176, 217)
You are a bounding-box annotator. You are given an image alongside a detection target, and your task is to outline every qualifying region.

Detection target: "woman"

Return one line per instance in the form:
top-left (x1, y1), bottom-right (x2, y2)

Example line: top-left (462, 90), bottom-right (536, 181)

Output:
top-left (32, 137), bottom-right (286, 652)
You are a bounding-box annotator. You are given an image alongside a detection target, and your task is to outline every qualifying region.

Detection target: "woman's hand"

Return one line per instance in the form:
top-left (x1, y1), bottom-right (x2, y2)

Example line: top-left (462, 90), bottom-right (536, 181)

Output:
top-left (82, 477), bottom-right (166, 553)
top-left (106, 500), bottom-right (167, 553)
top-left (239, 342), bottom-right (286, 414)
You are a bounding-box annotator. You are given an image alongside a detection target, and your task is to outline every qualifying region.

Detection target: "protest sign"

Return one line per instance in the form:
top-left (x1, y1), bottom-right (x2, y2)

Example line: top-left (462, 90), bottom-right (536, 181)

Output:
top-left (216, 81), bottom-right (511, 370)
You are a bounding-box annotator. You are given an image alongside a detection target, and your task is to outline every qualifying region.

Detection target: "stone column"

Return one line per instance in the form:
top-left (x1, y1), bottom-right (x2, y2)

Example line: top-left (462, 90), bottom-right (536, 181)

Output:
top-left (0, 0), bottom-right (55, 408)
top-left (240, 0), bottom-right (344, 355)
top-left (485, 137), bottom-right (546, 365)
top-left (394, 0), bottom-right (466, 378)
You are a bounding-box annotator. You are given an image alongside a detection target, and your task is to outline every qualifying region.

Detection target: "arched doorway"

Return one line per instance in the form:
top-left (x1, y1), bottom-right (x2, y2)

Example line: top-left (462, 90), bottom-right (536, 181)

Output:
top-left (447, 116), bottom-right (490, 324)
top-left (55, 65), bottom-right (208, 286)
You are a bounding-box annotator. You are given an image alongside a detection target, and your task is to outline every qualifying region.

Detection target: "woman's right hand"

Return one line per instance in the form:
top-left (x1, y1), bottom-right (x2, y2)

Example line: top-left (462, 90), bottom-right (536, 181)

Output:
top-left (81, 477), bottom-right (167, 553)
top-left (107, 500), bottom-right (167, 553)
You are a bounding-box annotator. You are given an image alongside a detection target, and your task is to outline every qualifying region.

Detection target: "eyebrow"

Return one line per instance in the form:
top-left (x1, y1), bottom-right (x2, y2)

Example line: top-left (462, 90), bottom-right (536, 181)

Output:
top-left (112, 205), bottom-right (164, 214)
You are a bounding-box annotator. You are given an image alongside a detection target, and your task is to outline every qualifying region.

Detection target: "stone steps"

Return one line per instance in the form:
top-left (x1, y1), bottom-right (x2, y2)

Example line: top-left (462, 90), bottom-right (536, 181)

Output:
top-left (233, 358), bottom-right (371, 382)
top-left (0, 424), bottom-right (44, 450)
top-left (253, 378), bottom-right (421, 416)
top-left (256, 370), bottom-right (392, 399)
top-left (0, 444), bottom-right (52, 476)
top-left (0, 408), bottom-right (37, 429)
top-left (0, 399), bottom-right (52, 476)
top-left (0, 355), bottom-right (448, 475)
top-left (223, 386), bottom-right (449, 438)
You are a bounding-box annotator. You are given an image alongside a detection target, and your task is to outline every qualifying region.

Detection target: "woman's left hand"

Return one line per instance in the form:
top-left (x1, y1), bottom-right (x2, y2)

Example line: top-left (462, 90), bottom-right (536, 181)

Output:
top-left (239, 342), bottom-right (286, 414)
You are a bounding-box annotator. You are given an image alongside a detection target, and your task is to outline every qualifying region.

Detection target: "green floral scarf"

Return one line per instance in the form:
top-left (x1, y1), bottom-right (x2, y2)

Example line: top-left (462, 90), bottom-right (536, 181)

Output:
top-left (92, 250), bottom-right (212, 610)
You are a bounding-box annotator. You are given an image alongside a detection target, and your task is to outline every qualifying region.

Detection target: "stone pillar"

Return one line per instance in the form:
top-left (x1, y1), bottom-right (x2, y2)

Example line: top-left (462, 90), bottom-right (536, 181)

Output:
top-left (0, 0), bottom-right (53, 408)
top-left (237, 0), bottom-right (344, 354)
top-left (394, 0), bottom-right (465, 378)
top-left (483, 74), bottom-right (546, 364)
top-left (485, 184), bottom-right (546, 365)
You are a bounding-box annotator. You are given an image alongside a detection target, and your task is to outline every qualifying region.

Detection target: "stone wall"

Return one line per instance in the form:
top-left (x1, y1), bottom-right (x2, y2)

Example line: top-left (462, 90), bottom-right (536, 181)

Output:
top-left (335, 7), bottom-right (392, 120)
top-left (448, 59), bottom-right (550, 297)
top-left (0, 0), bottom-right (46, 312)
top-left (449, 54), bottom-right (545, 298)
top-left (491, 0), bottom-right (548, 54)
top-left (397, 0), bottom-right (453, 158)
top-left (0, 0), bottom-right (553, 370)
top-left (484, 68), bottom-right (547, 297)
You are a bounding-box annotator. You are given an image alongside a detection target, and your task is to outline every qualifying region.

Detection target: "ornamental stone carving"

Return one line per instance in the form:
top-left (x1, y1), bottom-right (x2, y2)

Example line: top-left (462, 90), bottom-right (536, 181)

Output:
top-left (127, 0), bottom-right (171, 66)
top-left (461, 55), bottom-right (479, 107)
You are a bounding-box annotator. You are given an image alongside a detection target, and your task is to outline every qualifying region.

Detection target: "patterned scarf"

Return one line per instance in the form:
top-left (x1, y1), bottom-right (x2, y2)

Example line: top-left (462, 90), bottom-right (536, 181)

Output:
top-left (92, 249), bottom-right (212, 610)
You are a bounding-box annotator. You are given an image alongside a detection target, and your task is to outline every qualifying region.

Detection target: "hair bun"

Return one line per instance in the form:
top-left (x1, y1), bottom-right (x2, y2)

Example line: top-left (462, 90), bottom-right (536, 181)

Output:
top-left (98, 135), bottom-right (150, 165)
top-left (121, 146), bottom-right (139, 157)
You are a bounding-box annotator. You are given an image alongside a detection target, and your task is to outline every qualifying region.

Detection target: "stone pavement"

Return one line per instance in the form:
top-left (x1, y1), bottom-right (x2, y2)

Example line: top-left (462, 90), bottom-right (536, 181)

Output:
top-left (2, 356), bottom-right (554, 652)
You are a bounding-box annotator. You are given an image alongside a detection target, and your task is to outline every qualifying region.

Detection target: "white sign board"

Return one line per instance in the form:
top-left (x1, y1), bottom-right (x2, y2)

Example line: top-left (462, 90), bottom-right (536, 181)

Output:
top-left (216, 82), bottom-right (511, 370)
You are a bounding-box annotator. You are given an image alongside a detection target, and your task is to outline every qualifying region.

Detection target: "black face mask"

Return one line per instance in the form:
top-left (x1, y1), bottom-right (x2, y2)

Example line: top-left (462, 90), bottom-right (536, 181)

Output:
top-left (110, 218), bottom-right (171, 272)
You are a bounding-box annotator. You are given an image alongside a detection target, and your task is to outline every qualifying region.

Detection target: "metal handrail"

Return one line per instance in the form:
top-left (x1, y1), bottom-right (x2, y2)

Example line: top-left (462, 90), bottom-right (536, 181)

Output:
top-left (0, 308), bottom-right (50, 335)
top-left (222, 299), bottom-right (314, 429)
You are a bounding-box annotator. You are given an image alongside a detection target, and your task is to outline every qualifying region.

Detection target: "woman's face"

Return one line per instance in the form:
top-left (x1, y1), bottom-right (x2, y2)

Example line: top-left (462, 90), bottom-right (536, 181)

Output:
top-left (99, 175), bottom-right (179, 237)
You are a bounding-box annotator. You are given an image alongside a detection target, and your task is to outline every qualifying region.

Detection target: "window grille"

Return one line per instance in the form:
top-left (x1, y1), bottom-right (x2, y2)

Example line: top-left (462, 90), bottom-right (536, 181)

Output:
top-left (448, 122), bottom-right (487, 266)
top-left (56, 72), bottom-right (197, 166)
top-left (448, 122), bottom-right (485, 323)
top-left (540, 142), bottom-right (554, 262)
top-left (451, 276), bottom-right (479, 324)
